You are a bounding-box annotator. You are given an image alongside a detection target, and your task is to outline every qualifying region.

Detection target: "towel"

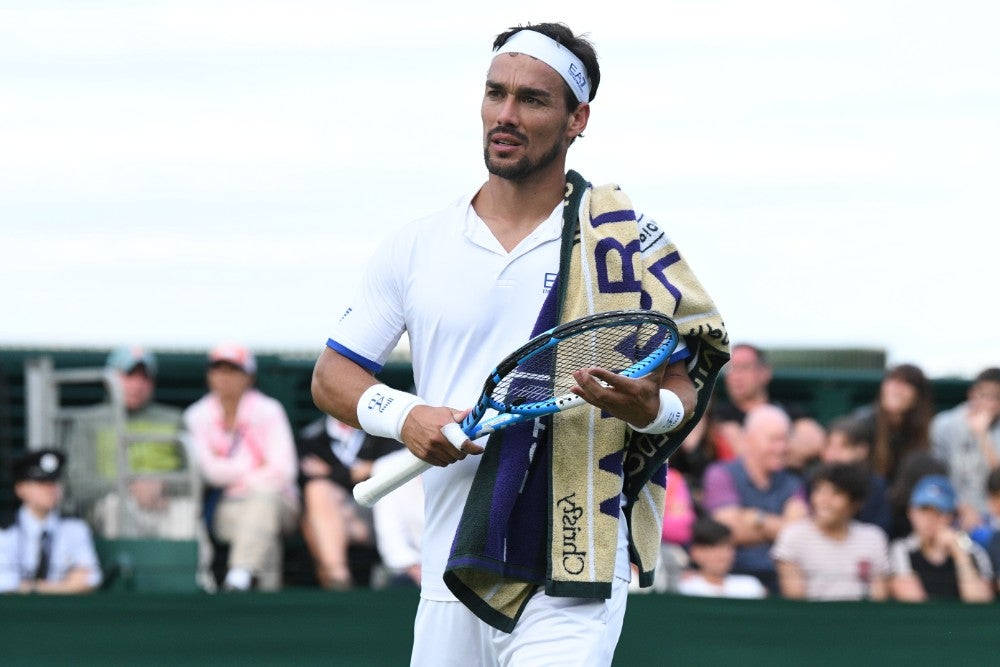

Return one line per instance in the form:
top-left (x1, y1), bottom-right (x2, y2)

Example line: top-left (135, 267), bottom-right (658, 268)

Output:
top-left (443, 171), bottom-right (729, 631)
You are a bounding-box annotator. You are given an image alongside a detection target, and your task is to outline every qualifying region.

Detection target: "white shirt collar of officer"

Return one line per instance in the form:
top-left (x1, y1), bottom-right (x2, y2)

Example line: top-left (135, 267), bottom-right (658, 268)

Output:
top-left (17, 505), bottom-right (59, 536)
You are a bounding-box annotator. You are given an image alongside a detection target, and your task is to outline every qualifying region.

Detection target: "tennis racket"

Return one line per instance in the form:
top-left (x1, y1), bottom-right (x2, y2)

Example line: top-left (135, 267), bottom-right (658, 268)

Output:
top-left (352, 309), bottom-right (678, 507)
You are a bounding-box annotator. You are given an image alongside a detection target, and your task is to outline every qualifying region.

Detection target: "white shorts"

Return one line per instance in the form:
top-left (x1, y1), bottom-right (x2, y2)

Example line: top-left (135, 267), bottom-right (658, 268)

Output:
top-left (410, 577), bottom-right (629, 667)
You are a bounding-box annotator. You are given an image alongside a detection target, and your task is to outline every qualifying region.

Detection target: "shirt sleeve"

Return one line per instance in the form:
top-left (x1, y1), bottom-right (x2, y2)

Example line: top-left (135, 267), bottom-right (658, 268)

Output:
top-left (325, 231), bottom-right (408, 373)
top-left (888, 540), bottom-right (913, 576)
top-left (872, 528), bottom-right (891, 577)
top-left (702, 463), bottom-right (740, 511)
top-left (66, 522), bottom-right (103, 588)
top-left (770, 522), bottom-right (802, 564)
top-left (929, 412), bottom-right (950, 461)
top-left (0, 530), bottom-right (19, 592)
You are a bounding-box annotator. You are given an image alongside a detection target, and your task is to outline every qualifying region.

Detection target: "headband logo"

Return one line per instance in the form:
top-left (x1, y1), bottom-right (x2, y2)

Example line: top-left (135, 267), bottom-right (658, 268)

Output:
top-left (568, 62), bottom-right (586, 91)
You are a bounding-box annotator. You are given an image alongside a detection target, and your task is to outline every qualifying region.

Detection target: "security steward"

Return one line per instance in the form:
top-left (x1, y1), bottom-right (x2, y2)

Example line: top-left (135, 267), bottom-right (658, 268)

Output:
top-left (1, 450), bottom-right (102, 594)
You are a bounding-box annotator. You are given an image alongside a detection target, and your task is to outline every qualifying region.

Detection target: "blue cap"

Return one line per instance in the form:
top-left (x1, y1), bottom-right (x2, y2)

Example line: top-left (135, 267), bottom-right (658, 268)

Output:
top-left (106, 346), bottom-right (158, 377)
top-left (910, 475), bottom-right (956, 513)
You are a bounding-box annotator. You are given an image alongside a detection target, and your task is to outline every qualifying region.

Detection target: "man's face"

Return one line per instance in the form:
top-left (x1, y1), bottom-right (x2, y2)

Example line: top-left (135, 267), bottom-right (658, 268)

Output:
top-left (745, 413), bottom-right (790, 473)
top-left (207, 362), bottom-right (252, 402)
top-left (120, 366), bottom-right (154, 411)
top-left (724, 347), bottom-right (771, 404)
top-left (969, 381), bottom-right (1000, 419)
top-left (811, 480), bottom-right (857, 531)
top-left (15, 480), bottom-right (62, 515)
top-left (822, 431), bottom-right (868, 464)
top-left (908, 505), bottom-right (952, 542)
top-left (481, 53), bottom-right (581, 182)
top-left (690, 541), bottom-right (735, 579)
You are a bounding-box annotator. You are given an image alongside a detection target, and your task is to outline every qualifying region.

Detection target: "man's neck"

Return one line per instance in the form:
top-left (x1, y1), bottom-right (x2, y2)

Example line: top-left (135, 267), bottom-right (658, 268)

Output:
top-left (816, 519), bottom-right (850, 541)
top-left (742, 457), bottom-right (773, 490)
top-left (473, 163), bottom-right (567, 252)
top-left (702, 572), bottom-right (726, 587)
top-left (733, 392), bottom-right (768, 414)
top-left (26, 505), bottom-right (52, 522)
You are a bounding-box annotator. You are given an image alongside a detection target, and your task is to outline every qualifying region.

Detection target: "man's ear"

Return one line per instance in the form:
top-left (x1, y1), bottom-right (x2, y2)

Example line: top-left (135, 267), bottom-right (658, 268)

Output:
top-left (567, 102), bottom-right (590, 141)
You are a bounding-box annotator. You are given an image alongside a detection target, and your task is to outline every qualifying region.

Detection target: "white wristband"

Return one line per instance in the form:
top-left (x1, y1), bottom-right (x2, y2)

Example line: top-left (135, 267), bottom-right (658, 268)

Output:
top-left (630, 388), bottom-right (685, 434)
top-left (357, 384), bottom-right (426, 441)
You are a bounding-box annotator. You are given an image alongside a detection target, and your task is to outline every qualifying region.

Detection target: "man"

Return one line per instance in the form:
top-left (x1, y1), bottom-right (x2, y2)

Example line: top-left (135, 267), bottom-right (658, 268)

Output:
top-left (0, 450), bottom-right (102, 594)
top-left (889, 475), bottom-right (993, 603)
top-left (313, 22), bottom-right (726, 666)
top-left (702, 404), bottom-right (808, 592)
top-left (772, 463), bottom-right (890, 601)
top-left (931, 367), bottom-right (1000, 530)
top-left (63, 346), bottom-right (192, 539)
top-left (821, 417), bottom-right (892, 533)
top-left (715, 344), bottom-right (823, 462)
top-left (185, 343), bottom-right (299, 591)
top-left (677, 518), bottom-right (766, 599)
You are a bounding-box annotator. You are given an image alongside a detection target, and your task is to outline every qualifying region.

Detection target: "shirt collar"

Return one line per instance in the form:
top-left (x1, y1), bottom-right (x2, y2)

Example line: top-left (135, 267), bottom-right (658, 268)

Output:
top-left (18, 506), bottom-right (59, 534)
top-left (462, 187), bottom-right (565, 255)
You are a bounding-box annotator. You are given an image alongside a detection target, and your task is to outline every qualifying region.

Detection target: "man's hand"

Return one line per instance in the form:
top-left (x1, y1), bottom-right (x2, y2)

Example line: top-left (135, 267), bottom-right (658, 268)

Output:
top-left (968, 408), bottom-right (996, 437)
top-left (569, 366), bottom-right (663, 427)
top-left (400, 406), bottom-right (484, 466)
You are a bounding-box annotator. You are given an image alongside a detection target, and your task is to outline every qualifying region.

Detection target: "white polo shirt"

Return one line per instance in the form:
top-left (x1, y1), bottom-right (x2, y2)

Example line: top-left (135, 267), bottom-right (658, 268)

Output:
top-left (328, 188), bottom-right (688, 600)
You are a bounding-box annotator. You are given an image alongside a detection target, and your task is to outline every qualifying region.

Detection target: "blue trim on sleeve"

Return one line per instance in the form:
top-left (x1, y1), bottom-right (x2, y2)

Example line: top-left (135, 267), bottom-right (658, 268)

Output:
top-left (325, 339), bottom-right (383, 374)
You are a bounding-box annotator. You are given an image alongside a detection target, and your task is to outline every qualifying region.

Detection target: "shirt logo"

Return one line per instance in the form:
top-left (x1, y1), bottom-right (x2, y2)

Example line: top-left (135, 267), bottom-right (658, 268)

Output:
top-left (542, 272), bottom-right (557, 294)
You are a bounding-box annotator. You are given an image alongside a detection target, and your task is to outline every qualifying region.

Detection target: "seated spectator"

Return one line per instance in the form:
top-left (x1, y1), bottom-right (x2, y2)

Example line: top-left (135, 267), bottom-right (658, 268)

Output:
top-left (773, 463), bottom-right (890, 601)
top-left (669, 404), bottom-right (726, 504)
top-left (1, 450), bottom-right (101, 594)
top-left (643, 467), bottom-right (696, 593)
top-left (889, 475), bottom-right (993, 603)
top-left (715, 343), bottom-right (823, 463)
top-left (851, 364), bottom-right (933, 485)
top-left (370, 449), bottom-right (424, 588)
top-left (677, 518), bottom-right (766, 599)
top-left (185, 343), bottom-right (299, 591)
top-left (296, 415), bottom-right (399, 589)
top-left (886, 452), bottom-right (948, 539)
top-left (821, 417), bottom-right (892, 533)
top-left (63, 346), bottom-right (193, 539)
top-left (931, 367), bottom-right (1000, 531)
top-left (978, 470), bottom-right (1000, 585)
top-left (702, 404), bottom-right (808, 592)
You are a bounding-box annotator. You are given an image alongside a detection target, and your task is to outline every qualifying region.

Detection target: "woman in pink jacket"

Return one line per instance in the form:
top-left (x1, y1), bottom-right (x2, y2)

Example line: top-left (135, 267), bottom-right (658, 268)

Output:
top-left (184, 343), bottom-right (299, 591)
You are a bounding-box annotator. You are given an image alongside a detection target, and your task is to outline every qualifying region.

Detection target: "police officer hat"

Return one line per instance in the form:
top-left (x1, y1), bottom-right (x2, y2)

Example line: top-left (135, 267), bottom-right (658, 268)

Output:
top-left (12, 449), bottom-right (66, 483)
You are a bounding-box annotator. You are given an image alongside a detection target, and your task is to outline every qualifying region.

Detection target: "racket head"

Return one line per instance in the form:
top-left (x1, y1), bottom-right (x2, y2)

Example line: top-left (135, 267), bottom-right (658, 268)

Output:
top-left (482, 309), bottom-right (678, 418)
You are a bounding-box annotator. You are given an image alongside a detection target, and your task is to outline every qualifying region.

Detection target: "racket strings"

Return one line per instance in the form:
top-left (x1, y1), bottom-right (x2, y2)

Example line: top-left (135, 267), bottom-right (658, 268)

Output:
top-left (491, 321), bottom-right (672, 408)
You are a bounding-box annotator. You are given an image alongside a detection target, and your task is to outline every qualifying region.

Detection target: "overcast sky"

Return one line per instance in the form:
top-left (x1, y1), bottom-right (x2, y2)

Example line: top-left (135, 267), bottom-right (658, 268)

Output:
top-left (1, 1), bottom-right (997, 376)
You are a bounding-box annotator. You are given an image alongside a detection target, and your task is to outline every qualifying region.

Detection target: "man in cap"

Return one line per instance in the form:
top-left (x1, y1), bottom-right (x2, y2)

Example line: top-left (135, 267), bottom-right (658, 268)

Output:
top-left (1, 450), bottom-right (102, 594)
top-left (889, 474), bottom-right (993, 602)
top-left (63, 346), bottom-right (191, 539)
top-left (184, 343), bottom-right (299, 591)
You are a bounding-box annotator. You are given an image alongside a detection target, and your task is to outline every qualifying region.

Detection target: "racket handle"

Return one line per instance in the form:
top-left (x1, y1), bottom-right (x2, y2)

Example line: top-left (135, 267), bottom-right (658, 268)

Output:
top-left (353, 452), bottom-right (431, 507)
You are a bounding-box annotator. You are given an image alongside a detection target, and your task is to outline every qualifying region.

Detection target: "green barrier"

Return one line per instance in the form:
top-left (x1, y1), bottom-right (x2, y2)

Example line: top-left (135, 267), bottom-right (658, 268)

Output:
top-left (1, 590), bottom-right (998, 665)
top-left (95, 539), bottom-right (199, 593)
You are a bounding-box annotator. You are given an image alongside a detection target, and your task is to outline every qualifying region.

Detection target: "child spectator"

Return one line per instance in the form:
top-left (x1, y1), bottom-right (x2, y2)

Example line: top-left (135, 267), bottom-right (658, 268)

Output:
top-left (772, 463), bottom-right (890, 601)
top-left (889, 475), bottom-right (993, 603)
top-left (185, 343), bottom-right (299, 591)
top-left (677, 518), bottom-right (766, 599)
top-left (931, 367), bottom-right (1000, 531)
top-left (852, 364), bottom-right (934, 485)
top-left (821, 417), bottom-right (892, 533)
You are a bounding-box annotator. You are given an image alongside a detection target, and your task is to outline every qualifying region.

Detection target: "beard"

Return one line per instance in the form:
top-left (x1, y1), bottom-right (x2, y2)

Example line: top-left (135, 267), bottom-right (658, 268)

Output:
top-left (483, 127), bottom-right (565, 182)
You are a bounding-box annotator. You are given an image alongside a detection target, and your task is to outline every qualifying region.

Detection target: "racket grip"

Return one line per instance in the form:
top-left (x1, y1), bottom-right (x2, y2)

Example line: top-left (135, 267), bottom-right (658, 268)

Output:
top-left (353, 452), bottom-right (431, 507)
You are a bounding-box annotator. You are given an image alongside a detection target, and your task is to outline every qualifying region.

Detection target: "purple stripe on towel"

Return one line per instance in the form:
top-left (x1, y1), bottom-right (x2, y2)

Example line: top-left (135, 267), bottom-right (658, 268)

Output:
top-left (591, 209), bottom-right (635, 227)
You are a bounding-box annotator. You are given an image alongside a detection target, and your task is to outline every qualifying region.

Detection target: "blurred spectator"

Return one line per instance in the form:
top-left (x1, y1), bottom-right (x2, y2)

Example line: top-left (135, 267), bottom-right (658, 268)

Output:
top-left (370, 449), bottom-right (424, 588)
top-left (702, 404), bottom-right (808, 592)
top-left (644, 467), bottom-right (696, 593)
top-left (773, 463), bottom-right (889, 601)
top-left (1, 450), bottom-right (101, 594)
top-left (677, 518), bottom-right (766, 599)
top-left (886, 453), bottom-right (948, 539)
top-left (669, 404), bottom-right (725, 504)
top-left (296, 416), bottom-right (398, 589)
top-left (786, 419), bottom-right (825, 480)
top-left (931, 367), bottom-right (1000, 531)
top-left (979, 470), bottom-right (1000, 585)
top-left (889, 475), bottom-right (993, 603)
top-left (185, 343), bottom-right (299, 591)
top-left (822, 417), bottom-right (892, 533)
top-left (64, 346), bottom-right (193, 538)
top-left (852, 364), bottom-right (933, 484)
top-left (715, 344), bottom-right (823, 464)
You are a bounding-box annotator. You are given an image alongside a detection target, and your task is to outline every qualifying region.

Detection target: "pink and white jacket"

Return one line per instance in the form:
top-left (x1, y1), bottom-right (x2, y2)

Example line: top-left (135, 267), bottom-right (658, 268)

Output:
top-left (184, 389), bottom-right (299, 508)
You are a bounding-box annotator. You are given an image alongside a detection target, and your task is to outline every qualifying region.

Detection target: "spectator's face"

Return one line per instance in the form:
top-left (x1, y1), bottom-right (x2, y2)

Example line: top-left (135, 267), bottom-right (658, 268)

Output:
top-left (690, 541), bottom-right (736, 578)
top-left (787, 419), bottom-right (825, 469)
top-left (988, 493), bottom-right (1000, 521)
top-left (207, 362), bottom-right (252, 402)
top-left (908, 505), bottom-right (952, 541)
top-left (810, 480), bottom-right (856, 530)
top-left (822, 431), bottom-right (868, 464)
top-left (879, 377), bottom-right (917, 416)
top-left (15, 480), bottom-right (62, 516)
top-left (969, 381), bottom-right (1000, 419)
top-left (745, 413), bottom-right (790, 473)
top-left (120, 366), bottom-right (154, 411)
top-left (724, 347), bottom-right (771, 404)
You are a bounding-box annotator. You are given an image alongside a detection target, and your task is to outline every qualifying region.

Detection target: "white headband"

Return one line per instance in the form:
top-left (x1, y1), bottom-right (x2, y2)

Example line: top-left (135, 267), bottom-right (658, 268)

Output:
top-left (494, 30), bottom-right (591, 104)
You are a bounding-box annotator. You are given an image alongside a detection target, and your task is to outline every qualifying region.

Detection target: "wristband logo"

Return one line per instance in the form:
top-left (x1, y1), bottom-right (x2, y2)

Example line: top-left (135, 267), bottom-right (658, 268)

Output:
top-left (367, 393), bottom-right (393, 414)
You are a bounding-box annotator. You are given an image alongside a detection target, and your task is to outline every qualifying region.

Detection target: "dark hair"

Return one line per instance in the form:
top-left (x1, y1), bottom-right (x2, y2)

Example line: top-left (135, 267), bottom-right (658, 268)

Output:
top-left (731, 343), bottom-right (768, 367)
top-left (974, 368), bottom-right (1000, 386)
top-left (888, 452), bottom-right (947, 509)
top-left (493, 22), bottom-right (601, 112)
top-left (811, 463), bottom-right (870, 504)
top-left (827, 417), bottom-right (871, 449)
top-left (872, 363), bottom-right (933, 478)
top-left (987, 468), bottom-right (1000, 496)
top-left (691, 518), bottom-right (732, 546)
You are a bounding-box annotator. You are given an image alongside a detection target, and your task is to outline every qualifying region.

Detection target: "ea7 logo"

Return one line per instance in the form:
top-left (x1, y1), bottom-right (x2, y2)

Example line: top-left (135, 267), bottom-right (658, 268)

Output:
top-left (568, 62), bottom-right (586, 89)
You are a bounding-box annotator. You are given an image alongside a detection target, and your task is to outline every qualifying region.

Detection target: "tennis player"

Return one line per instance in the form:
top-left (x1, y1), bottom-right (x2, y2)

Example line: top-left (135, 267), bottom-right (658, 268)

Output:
top-left (313, 23), bottom-right (697, 665)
